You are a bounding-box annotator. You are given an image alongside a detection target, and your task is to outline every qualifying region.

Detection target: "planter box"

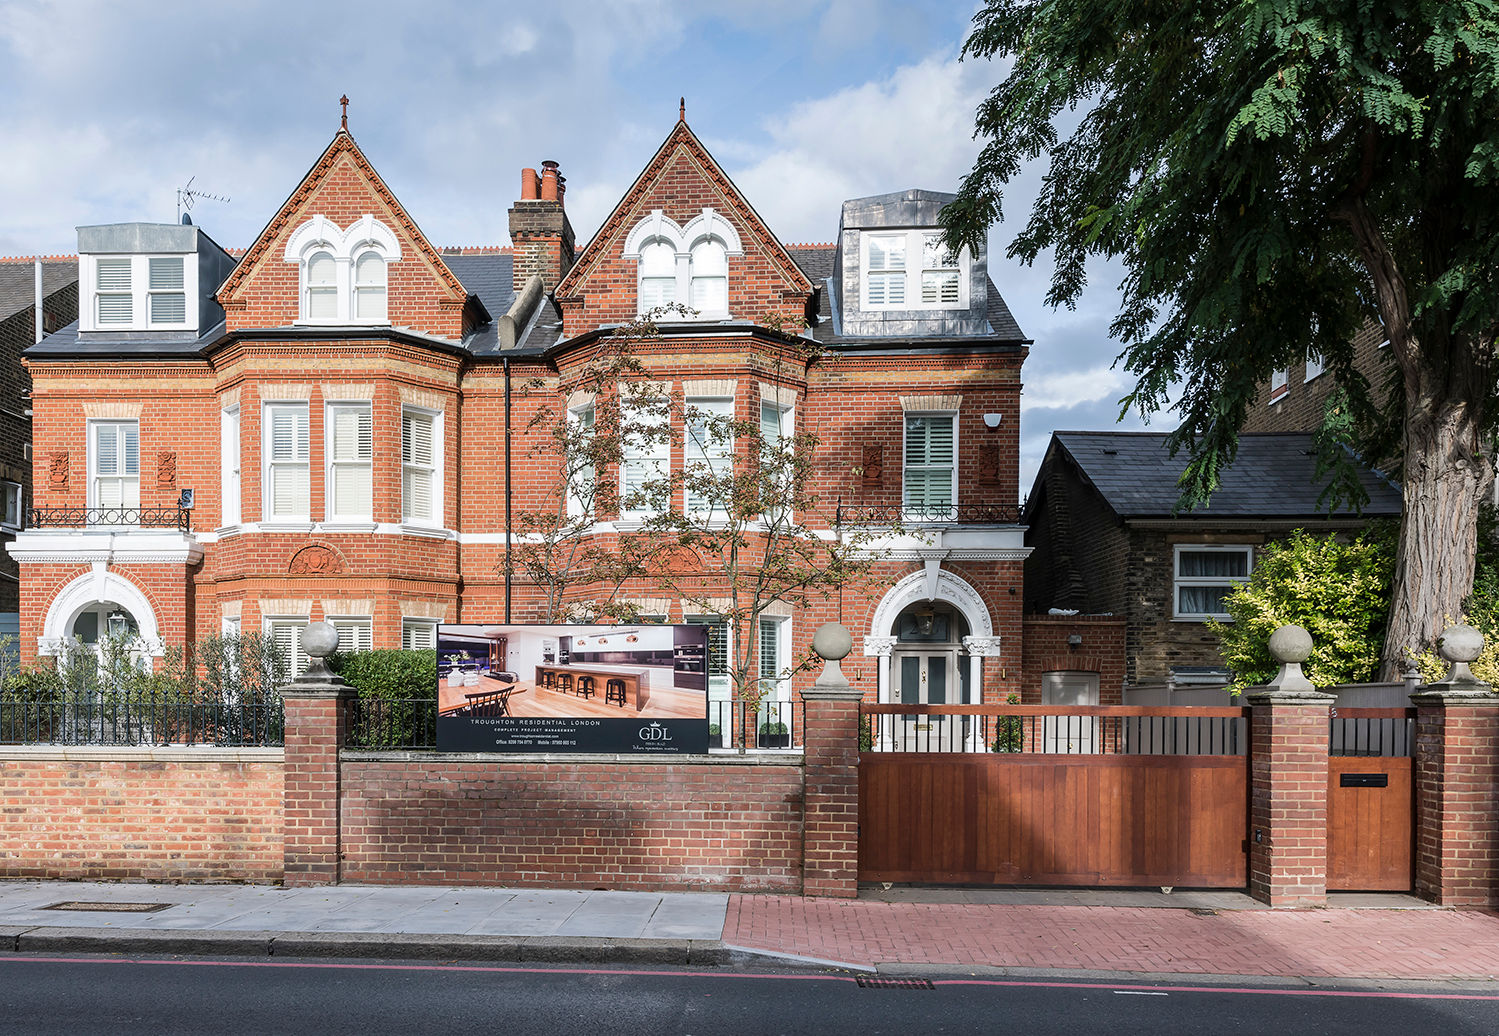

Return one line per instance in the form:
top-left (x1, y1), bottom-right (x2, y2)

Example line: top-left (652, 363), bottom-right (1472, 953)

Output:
top-left (757, 731), bottom-right (791, 749)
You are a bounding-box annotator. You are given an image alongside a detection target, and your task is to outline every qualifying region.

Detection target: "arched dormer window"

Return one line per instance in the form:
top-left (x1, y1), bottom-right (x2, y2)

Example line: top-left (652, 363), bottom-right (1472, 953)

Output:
top-left (624, 207), bottom-right (742, 319)
top-left (306, 250), bottom-right (338, 320)
top-left (639, 240), bottom-right (677, 311)
top-left (284, 215), bottom-right (401, 325)
top-left (689, 238), bottom-right (728, 315)
top-left (354, 250), bottom-right (387, 321)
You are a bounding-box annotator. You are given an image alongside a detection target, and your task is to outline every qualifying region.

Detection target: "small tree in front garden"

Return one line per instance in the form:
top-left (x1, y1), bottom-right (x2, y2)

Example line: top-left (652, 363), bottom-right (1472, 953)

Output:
top-left (1211, 527), bottom-right (1394, 690)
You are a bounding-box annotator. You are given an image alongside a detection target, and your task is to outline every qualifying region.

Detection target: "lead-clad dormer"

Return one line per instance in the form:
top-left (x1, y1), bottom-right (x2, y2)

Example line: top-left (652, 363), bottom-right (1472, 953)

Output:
top-left (77, 222), bottom-right (235, 337)
top-left (833, 190), bottom-right (990, 337)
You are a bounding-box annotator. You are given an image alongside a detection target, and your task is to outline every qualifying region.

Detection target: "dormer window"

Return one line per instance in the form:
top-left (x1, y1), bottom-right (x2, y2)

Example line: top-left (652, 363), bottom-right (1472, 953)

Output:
top-left (689, 239), bottom-right (728, 314)
top-left (624, 207), bottom-right (743, 319)
top-left (861, 230), bottom-right (968, 310)
top-left (639, 240), bottom-right (677, 310)
top-left (284, 215), bottom-right (402, 325)
top-left (83, 254), bottom-right (195, 331)
top-left (354, 251), bottom-right (387, 321)
top-left (306, 251), bottom-right (337, 319)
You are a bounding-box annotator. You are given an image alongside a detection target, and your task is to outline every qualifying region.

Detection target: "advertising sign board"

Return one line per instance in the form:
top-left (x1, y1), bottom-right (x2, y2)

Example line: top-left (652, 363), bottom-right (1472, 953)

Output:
top-left (435, 623), bottom-right (709, 754)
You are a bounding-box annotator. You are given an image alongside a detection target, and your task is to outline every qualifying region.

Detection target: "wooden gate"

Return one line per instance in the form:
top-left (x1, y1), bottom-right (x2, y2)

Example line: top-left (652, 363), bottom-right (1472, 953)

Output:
top-left (859, 704), bottom-right (1249, 887)
top-left (1326, 708), bottom-right (1414, 891)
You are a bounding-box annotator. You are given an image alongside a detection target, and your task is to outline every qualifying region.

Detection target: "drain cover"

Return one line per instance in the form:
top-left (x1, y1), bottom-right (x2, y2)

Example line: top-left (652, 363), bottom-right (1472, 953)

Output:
top-left (42, 901), bottom-right (170, 913)
top-left (1188, 907), bottom-right (1218, 917)
top-left (856, 977), bottom-right (935, 990)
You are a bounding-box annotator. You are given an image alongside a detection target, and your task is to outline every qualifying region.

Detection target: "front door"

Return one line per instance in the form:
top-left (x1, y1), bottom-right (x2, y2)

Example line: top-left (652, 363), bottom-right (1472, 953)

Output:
top-left (1040, 671), bottom-right (1100, 753)
top-left (893, 651), bottom-right (958, 750)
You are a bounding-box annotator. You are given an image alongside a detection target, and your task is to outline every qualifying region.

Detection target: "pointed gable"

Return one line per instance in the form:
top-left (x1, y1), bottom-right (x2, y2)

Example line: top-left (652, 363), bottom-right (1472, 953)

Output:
top-left (218, 131), bottom-right (470, 339)
top-left (554, 118), bottom-right (814, 337)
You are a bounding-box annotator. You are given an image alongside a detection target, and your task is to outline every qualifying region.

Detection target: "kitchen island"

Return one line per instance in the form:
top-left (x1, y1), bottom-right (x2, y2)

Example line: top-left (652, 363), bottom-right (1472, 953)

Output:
top-left (534, 663), bottom-right (660, 711)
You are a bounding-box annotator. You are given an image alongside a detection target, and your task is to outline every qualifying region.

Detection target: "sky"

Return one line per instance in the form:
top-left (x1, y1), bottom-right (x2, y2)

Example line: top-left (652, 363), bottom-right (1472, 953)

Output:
top-left (0, 0), bottom-right (1151, 493)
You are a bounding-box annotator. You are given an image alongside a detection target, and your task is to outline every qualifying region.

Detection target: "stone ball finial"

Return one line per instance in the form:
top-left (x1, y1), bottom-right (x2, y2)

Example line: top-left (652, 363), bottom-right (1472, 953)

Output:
top-left (1438, 624), bottom-right (1484, 664)
top-left (812, 622), bottom-right (852, 662)
top-left (303, 621), bottom-right (339, 660)
top-left (1267, 624), bottom-right (1313, 664)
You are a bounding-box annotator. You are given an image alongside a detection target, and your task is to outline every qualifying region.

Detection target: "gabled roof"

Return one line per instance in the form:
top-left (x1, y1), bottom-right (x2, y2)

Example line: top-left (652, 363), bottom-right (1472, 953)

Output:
top-left (217, 130), bottom-right (467, 305)
top-left (0, 259), bottom-right (75, 323)
top-left (1034, 431), bottom-right (1403, 520)
top-left (786, 243), bottom-right (1027, 346)
top-left (555, 117), bottom-right (814, 299)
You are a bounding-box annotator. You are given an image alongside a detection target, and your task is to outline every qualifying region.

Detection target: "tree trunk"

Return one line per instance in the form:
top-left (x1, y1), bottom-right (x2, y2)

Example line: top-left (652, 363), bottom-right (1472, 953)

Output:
top-left (1380, 401), bottom-right (1489, 679)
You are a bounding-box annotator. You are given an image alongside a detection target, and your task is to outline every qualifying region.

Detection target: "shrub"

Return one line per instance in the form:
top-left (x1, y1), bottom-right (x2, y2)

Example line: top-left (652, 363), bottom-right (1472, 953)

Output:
top-left (331, 648), bottom-right (437, 748)
top-left (992, 692), bottom-right (1023, 752)
top-left (1211, 527), bottom-right (1394, 691)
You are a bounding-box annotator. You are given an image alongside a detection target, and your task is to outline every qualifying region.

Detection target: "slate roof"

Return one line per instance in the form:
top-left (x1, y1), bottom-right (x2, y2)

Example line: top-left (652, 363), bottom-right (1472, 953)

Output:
top-left (442, 252), bottom-right (513, 322)
top-left (1045, 431), bottom-right (1403, 519)
top-left (784, 244), bottom-right (1026, 346)
top-left (0, 260), bottom-right (76, 323)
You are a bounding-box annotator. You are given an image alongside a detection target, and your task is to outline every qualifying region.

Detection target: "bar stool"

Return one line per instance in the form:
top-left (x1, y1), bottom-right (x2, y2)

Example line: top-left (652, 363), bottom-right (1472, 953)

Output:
top-left (576, 675), bottom-right (595, 700)
top-left (556, 673), bottom-right (574, 695)
top-left (540, 671), bottom-right (556, 690)
top-left (605, 679), bottom-right (627, 707)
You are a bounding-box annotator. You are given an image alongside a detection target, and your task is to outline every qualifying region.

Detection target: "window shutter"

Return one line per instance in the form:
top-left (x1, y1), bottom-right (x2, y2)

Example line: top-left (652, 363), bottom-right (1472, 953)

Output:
top-left (403, 412), bottom-right (436, 522)
top-left (97, 258), bottom-right (131, 291)
top-left (96, 426), bottom-right (118, 476)
top-left (758, 618), bottom-right (781, 696)
top-left (403, 622), bottom-right (436, 651)
top-left (270, 406), bottom-right (309, 461)
top-left (333, 620), bottom-right (372, 654)
top-left (904, 415), bottom-right (955, 510)
top-left (354, 253), bottom-right (386, 321)
top-left (148, 257), bottom-right (187, 324)
top-left (307, 252), bottom-right (337, 319)
top-left (272, 622), bottom-right (308, 677)
top-left (331, 406), bottom-right (372, 461)
top-left (686, 398), bottom-right (733, 512)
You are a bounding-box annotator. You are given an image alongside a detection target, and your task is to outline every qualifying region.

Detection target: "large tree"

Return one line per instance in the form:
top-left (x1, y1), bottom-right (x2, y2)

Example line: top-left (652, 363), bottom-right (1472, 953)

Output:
top-left (941, 1), bottom-right (1499, 676)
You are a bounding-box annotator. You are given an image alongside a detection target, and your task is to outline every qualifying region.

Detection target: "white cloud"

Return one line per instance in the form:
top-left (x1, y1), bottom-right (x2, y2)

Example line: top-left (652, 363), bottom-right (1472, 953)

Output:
top-left (1021, 367), bottom-right (1130, 413)
top-left (732, 50), bottom-right (991, 242)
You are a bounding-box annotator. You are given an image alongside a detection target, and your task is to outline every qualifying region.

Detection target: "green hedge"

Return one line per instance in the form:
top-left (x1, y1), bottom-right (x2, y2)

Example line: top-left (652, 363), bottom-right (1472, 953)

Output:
top-left (329, 649), bottom-right (437, 699)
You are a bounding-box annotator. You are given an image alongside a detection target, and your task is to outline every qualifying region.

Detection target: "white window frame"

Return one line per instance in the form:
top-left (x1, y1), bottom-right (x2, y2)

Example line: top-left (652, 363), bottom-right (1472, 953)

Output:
top-left (80, 253), bottom-right (197, 333)
top-left (325, 401), bottom-right (373, 522)
top-left (1305, 352), bottom-right (1325, 382)
top-left (284, 215), bottom-right (401, 326)
top-left (637, 238), bottom-right (680, 314)
top-left (623, 208), bottom-right (743, 319)
top-left (262, 401), bottom-right (310, 523)
top-left (684, 395), bottom-right (734, 516)
top-left (1269, 368), bottom-right (1289, 402)
top-left (402, 618), bottom-right (437, 651)
top-left (619, 395), bottom-right (669, 518)
top-left (902, 411), bottom-right (958, 518)
top-left (87, 419), bottom-right (140, 515)
top-left (757, 614), bottom-right (791, 701)
top-left (401, 406), bottom-right (443, 527)
top-left (759, 398), bottom-right (795, 522)
top-left (565, 401), bottom-right (596, 519)
top-left (352, 249), bottom-right (388, 322)
top-left (221, 407), bottom-right (241, 528)
top-left (860, 230), bottom-right (970, 311)
top-left (1172, 544), bottom-right (1254, 621)
top-left (265, 616), bottom-right (309, 679)
top-left (1, 481), bottom-right (21, 530)
top-left (329, 616), bottom-right (373, 655)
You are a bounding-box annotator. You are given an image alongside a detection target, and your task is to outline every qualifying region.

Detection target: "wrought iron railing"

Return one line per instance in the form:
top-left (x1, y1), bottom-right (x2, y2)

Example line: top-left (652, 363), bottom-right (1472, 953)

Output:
top-left (0, 692), bottom-right (283, 746)
top-left (707, 699), bottom-right (803, 752)
top-left (28, 507), bottom-right (191, 531)
top-left (860, 704), bottom-right (1249, 755)
top-left (834, 501), bottom-right (1023, 526)
top-left (347, 696), bottom-right (439, 750)
top-left (1330, 707), bottom-right (1415, 757)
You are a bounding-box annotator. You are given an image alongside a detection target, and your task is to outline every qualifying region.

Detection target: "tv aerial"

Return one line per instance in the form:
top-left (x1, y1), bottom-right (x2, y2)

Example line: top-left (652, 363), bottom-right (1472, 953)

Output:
top-left (176, 176), bottom-right (230, 224)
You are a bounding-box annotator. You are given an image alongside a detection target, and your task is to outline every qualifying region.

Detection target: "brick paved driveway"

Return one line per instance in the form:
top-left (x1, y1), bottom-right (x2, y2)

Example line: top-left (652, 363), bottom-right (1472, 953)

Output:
top-left (724, 896), bottom-right (1499, 980)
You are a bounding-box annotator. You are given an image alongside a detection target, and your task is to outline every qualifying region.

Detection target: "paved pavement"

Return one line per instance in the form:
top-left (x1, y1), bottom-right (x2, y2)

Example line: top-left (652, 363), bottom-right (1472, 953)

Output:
top-left (2, 880), bottom-right (1497, 984)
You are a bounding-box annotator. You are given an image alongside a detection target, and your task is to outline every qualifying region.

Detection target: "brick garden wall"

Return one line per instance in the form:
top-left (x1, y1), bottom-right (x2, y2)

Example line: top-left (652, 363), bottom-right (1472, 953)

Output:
top-left (338, 755), bottom-right (804, 891)
top-left (0, 748), bottom-right (283, 882)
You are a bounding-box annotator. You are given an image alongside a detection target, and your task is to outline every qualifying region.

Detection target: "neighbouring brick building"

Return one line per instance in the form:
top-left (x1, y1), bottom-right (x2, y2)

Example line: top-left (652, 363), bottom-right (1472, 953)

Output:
top-left (0, 258), bottom-right (77, 643)
top-left (1023, 431), bottom-right (1402, 692)
top-left (11, 110), bottom-right (1075, 716)
top-left (1240, 319), bottom-right (1394, 435)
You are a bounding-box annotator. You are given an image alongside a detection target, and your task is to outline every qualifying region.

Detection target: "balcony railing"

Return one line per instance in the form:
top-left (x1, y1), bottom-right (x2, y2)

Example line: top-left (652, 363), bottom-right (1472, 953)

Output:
top-left (834, 501), bottom-right (1023, 526)
top-left (28, 507), bottom-right (191, 531)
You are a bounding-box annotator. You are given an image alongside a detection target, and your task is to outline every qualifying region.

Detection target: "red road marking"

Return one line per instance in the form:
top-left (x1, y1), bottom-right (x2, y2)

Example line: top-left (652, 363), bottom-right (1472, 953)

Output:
top-left (1, 956), bottom-right (1497, 1000)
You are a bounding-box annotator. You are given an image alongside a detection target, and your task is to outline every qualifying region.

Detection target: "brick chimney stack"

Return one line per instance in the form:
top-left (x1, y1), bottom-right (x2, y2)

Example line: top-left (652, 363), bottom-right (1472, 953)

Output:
top-left (508, 159), bottom-right (575, 295)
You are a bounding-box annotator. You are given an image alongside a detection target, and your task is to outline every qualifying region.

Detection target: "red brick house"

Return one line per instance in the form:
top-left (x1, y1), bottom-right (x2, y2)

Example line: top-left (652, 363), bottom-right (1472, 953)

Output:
top-left (12, 111), bottom-right (1042, 718)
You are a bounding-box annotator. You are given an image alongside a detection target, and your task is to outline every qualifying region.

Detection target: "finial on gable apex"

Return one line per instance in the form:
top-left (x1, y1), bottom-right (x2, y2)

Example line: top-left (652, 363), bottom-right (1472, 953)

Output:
top-left (679, 96), bottom-right (685, 122)
top-left (340, 94), bottom-right (350, 132)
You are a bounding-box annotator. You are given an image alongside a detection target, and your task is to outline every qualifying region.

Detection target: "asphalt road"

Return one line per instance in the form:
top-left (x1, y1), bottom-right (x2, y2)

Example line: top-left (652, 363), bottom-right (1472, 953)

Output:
top-left (1, 955), bottom-right (1497, 1035)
